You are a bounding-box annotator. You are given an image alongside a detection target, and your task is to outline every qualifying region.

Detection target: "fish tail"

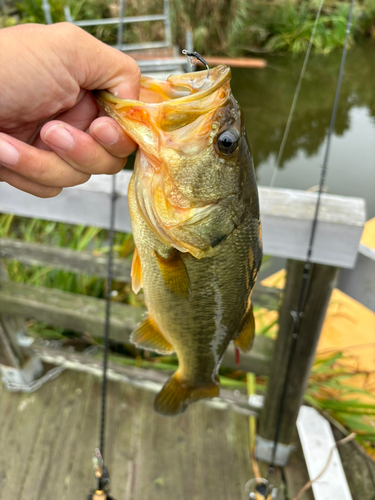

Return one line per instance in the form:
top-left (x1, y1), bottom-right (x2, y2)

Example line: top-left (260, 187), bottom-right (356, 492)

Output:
top-left (154, 372), bottom-right (219, 416)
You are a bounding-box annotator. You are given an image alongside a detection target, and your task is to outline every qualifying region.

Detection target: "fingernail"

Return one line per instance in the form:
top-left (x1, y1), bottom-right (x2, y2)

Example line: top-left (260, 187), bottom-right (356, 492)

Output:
top-left (0, 138), bottom-right (19, 167)
top-left (44, 125), bottom-right (75, 151)
top-left (92, 122), bottom-right (120, 146)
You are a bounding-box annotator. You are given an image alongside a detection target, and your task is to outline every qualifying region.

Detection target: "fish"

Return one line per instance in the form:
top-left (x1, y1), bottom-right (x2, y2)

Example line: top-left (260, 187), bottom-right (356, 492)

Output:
top-left (94, 65), bottom-right (262, 416)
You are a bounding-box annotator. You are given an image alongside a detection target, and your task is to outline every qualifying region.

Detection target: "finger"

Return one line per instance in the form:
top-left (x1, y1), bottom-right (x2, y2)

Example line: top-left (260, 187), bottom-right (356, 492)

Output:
top-left (41, 120), bottom-right (132, 175)
top-left (54, 90), bottom-right (99, 129)
top-left (89, 117), bottom-right (137, 158)
top-left (33, 91), bottom-right (98, 150)
top-left (0, 132), bottom-right (90, 187)
top-left (0, 165), bottom-right (62, 198)
top-left (51, 24), bottom-right (141, 99)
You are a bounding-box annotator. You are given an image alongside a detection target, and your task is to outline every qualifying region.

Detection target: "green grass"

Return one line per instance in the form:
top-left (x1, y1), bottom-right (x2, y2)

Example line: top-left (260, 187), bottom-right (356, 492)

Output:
top-left (0, 213), bottom-right (140, 303)
top-left (306, 351), bottom-right (375, 455)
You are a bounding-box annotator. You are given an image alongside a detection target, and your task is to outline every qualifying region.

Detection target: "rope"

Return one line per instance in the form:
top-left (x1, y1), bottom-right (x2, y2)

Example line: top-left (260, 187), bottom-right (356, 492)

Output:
top-left (265, 0), bottom-right (355, 494)
top-left (269, 0), bottom-right (325, 188)
top-left (98, 174), bottom-right (117, 491)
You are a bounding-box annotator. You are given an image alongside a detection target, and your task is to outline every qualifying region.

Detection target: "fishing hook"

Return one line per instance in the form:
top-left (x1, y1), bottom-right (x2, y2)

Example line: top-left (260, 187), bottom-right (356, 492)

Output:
top-left (182, 50), bottom-right (210, 89)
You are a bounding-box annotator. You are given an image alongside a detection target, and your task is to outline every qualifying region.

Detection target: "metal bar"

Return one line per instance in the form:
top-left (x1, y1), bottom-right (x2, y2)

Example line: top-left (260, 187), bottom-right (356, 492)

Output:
top-left (41, 0), bottom-right (52, 24)
top-left (163, 0), bottom-right (172, 47)
top-left (64, 5), bottom-right (74, 23)
top-left (73, 14), bottom-right (166, 28)
top-left (117, 0), bottom-right (124, 50)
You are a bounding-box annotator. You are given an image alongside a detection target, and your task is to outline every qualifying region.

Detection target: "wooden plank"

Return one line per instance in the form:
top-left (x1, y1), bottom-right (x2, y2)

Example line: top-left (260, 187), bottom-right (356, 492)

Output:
top-left (224, 336), bottom-right (274, 375)
top-left (198, 56), bottom-right (266, 68)
top-left (0, 172), bottom-right (132, 232)
top-left (258, 260), bottom-right (338, 446)
top-left (0, 368), bottom-right (255, 499)
top-left (0, 239), bottom-right (281, 310)
top-left (0, 280), bottom-right (275, 375)
top-left (62, 374), bottom-right (102, 499)
top-left (0, 238), bottom-right (132, 282)
top-left (331, 426), bottom-right (375, 500)
top-left (260, 187), bottom-right (365, 268)
top-left (0, 318), bottom-right (22, 367)
top-left (0, 281), bottom-right (144, 344)
top-left (284, 431), bottom-right (314, 500)
top-left (296, 406), bottom-right (352, 500)
top-left (32, 344), bottom-right (263, 416)
top-left (0, 380), bottom-right (56, 499)
top-left (19, 372), bottom-right (90, 500)
top-left (0, 261), bottom-right (26, 367)
top-left (0, 171), bottom-right (366, 269)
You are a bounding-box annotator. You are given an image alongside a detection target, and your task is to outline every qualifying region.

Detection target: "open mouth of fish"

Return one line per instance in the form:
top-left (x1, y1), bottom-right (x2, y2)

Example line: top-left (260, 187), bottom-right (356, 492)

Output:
top-left (94, 65), bottom-right (237, 258)
top-left (93, 65), bottom-right (231, 135)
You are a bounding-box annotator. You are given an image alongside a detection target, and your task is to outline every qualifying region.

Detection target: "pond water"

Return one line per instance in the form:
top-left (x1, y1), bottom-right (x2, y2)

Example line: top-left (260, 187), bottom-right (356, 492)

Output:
top-left (231, 43), bottom-right (375, 219)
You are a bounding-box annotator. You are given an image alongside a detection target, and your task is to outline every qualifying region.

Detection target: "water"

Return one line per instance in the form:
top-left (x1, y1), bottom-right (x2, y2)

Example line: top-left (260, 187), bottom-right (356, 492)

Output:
top-left (231, 44), bottom-right (375, 219)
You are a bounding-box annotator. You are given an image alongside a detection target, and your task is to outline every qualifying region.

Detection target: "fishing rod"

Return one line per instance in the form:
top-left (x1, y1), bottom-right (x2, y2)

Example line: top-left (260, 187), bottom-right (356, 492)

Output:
top-left (250, 1), bottom-right (356, 499)
top-left (269, 0), bottom-right (325, 188)
top-left (86, 175), bottom-right (117, 500)
top-left (87, 5), bottom-right (126, 498)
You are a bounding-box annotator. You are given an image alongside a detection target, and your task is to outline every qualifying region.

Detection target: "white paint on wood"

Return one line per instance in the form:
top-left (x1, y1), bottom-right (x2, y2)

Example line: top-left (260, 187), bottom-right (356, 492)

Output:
top-left (297, 405), bottom-right (352, 500)
top-left (0, 171), bottom-right (366, 268)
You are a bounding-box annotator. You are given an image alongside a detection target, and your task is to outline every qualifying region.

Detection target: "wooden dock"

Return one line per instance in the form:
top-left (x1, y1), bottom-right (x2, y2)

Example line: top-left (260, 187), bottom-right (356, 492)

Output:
top-left (0, 369), bottom-right (255, 500)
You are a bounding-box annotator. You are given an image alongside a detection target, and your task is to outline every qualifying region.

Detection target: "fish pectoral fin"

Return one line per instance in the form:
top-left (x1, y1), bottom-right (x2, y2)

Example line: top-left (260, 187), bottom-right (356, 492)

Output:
top-left (234, 303), bottom-right (255, 352)
top-left (154, 372), bottom-right (220, 416)
top-left (131, 247), bottom-right (142, 294)
top-left (130, 316), bottom-right (174, 354)
top-left (155, 250), bottom-right (189, 296)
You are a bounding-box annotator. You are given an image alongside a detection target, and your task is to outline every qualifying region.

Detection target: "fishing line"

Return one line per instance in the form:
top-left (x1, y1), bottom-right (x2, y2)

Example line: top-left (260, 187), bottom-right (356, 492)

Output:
top-left (87, 175), bottom-right (117, 500)
top-left (269, 0), bottom-right (325, 188)
top-left (262, 0), bottom-right (356, 497)
top-left (99, 175), bottom-right (117, 487)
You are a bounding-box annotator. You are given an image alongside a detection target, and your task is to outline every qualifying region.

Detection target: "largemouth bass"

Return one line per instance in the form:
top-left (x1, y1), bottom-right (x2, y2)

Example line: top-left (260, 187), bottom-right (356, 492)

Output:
top-left (95, 65), bottom-right (262, 416)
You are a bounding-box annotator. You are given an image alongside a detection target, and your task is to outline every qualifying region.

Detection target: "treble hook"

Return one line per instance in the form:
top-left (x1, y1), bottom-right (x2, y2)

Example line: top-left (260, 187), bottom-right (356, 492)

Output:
top-left (182, 50), bottom-right (210, 89)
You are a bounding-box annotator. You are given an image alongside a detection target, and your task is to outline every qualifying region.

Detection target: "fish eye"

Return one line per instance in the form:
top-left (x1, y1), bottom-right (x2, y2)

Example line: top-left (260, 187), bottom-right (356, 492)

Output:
top-left (217, 130), bottom-right (239, 155)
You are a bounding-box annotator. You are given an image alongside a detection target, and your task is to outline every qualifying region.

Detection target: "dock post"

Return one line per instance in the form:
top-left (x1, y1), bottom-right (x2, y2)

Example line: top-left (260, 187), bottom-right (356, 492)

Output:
top-left (0, 261), bottom-right (43, 388)
top-left (257, 259), bottom-right (338, 465)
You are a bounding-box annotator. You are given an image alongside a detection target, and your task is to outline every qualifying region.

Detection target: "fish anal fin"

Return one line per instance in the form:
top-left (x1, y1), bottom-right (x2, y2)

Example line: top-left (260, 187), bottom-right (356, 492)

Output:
top-left (154, 372), bottom-right (219, 416)
top-left (155, 250), bottom-right (189, 296)
top-left (130, 316), bottom-right (174, 355)
top-left (131, 247), bottom-right (142, 294)
top-left (234, 303), bottom-right (255, 352)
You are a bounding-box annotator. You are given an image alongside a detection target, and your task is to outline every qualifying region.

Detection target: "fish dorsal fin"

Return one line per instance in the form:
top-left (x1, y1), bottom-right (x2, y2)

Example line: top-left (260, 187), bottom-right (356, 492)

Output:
top-left (234, 303), bottom-right (255, 352)
top-left (154, 372), bottom-right (220, 416)
top-left (131, 247), bottom-right (142, 294)
top-left (130, 316), bottom-right (174, 355)
top-left (155, 250), bottom-right (190, 296)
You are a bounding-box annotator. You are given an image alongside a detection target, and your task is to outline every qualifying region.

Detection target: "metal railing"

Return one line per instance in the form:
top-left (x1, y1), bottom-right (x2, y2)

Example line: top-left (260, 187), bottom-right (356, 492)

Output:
top-left (43, 0), bottom-right (172, 53)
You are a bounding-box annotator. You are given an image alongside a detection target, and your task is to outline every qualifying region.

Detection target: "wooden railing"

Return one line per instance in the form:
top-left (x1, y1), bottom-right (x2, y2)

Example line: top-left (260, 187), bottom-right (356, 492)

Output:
top-left (0, 170), bottom-right (366, 463)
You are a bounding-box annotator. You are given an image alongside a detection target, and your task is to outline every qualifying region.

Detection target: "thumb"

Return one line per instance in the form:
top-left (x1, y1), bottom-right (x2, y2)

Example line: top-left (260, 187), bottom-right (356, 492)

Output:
top-left (52, 23), bottom-right (141, 100)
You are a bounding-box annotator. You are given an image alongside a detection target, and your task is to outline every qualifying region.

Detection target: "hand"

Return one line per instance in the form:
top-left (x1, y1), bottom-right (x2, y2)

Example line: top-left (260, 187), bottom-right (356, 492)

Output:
top-left (0, 22), bottom-right (140, 197)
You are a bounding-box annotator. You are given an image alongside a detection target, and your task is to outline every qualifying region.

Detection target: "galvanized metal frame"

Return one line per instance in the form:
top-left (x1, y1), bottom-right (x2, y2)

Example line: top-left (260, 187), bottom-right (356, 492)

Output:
top-left (44, 0), bottom-right (173, 53)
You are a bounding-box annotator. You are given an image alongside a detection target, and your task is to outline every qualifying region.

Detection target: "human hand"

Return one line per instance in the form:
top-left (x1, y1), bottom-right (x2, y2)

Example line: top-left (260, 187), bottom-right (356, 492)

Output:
top-left (0, 22), bottom-right (140, 197)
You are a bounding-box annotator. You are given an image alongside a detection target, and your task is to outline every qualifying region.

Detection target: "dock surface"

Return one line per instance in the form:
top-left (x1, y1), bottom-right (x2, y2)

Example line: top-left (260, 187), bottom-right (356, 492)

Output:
top-left (0, 369), bottom-right (253, 500)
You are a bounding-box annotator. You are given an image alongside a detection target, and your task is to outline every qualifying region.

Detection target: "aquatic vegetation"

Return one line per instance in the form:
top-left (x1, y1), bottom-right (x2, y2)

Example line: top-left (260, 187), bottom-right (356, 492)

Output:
top-left (2, 0), bottom-right (375, 54)
top-left (306, 351), bottom-right (375, 457)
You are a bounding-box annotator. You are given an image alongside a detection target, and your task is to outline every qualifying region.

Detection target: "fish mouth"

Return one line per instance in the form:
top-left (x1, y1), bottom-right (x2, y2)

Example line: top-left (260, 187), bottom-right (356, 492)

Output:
top-left (95, 64), bottom-right (230, 106)
top-left (93, 66), bottom-right (232, 258)
top-left (93, 65), bottom-right (231, 138)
